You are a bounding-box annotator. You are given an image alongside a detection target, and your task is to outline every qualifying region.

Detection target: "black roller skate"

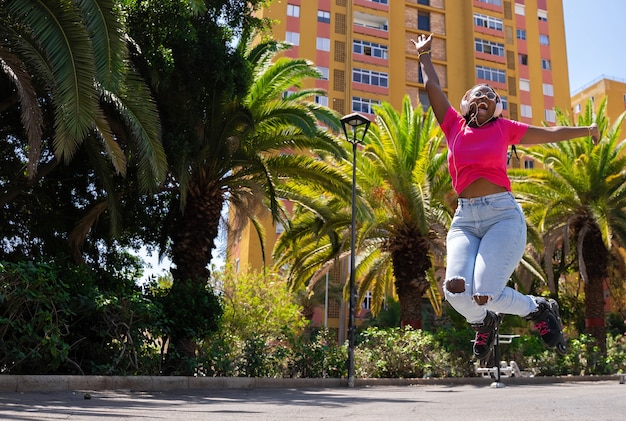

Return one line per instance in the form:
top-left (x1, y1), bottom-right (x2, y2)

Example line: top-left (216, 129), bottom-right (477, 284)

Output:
top-left (525, 297), bottom-right (567, 355)
top-left (471, 311), bottom-right (502, 361)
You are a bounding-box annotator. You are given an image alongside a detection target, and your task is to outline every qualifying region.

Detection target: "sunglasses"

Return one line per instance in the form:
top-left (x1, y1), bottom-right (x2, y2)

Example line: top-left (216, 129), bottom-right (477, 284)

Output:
top-left (469, 90), bottom-right (497, 100)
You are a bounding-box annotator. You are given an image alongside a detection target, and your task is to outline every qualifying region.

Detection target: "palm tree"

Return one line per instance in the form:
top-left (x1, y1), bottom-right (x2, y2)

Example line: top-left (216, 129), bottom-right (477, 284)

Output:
top-left (162, 36), bottom-right (347, 286)
top-left (275, 97), bottom-right (453, 329)
top-left (511, 99), bottom-right (626, 351)
top-left (0, 0), bottom-right (166, 254)
top-left (125, 8), bottom-right (349, 365)
top-left (0, 0), bottom-right (164, 183)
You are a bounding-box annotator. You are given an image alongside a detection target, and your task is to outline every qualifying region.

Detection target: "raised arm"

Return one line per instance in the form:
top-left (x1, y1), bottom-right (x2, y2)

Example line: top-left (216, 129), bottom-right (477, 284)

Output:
top-left (411, 34), bottom-right (450, 124)
top-left (520, 123), bottom-right (599, 145)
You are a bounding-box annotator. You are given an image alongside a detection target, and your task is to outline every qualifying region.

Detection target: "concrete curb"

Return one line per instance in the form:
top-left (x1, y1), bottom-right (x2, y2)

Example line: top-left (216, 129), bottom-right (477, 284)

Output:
top-left (0, 374), bottom-right (623, 393)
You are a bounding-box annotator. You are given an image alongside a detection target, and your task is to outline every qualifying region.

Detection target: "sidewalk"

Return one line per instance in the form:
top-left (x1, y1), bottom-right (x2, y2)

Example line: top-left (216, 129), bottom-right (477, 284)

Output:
top-left (0, 375), bottom-right (624, 420)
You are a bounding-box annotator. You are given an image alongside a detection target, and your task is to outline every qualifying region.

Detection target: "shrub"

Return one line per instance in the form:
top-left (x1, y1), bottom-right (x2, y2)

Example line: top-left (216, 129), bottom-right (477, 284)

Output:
top-left (0, 261), bottom-right (72, 373)
top-left (1, 260), bottom-right (165, 375)
top-left (354, 327), bottom-right (454, 378)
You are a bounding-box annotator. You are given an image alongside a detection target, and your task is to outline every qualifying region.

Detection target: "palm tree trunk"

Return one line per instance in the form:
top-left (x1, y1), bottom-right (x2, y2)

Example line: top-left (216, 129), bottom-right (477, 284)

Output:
top-left (395, 282), bottom-right (424, 329)
top-left (391, 241), bottom-right (431, 330)
top-left (581, 223), bottom-right (608, 353)
top-left (170, 180), bottom-right (222, 284)
top-left (584, 274), bottom-right (607, 353)
top-left (165, 179), bottom-right (223, 373)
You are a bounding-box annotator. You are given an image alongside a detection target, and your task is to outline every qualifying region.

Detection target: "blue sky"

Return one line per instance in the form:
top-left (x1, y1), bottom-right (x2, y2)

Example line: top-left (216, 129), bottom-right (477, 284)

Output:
top-left (563, 0), bottom-right (626, 93)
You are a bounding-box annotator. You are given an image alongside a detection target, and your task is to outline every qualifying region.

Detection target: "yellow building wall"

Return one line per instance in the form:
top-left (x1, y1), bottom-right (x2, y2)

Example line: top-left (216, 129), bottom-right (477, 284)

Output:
top-left (571, 77), bottom-right (626, 129)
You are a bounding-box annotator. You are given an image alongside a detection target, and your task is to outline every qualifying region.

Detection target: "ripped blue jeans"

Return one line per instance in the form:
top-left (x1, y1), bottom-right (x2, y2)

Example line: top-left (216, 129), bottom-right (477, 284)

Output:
top-left (444, 192), bottom-right (536, 324)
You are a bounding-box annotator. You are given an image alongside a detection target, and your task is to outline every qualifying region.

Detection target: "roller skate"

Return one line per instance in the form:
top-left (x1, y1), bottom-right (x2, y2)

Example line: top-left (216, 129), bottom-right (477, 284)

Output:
top-left (525, 297), bottom-right (567, 355)
top-left (471, 311), bottom-right (502, 361)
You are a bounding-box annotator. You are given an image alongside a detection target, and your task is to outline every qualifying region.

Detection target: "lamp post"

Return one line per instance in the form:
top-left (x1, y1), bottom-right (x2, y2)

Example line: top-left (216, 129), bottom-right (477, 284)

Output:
top-left (340, 112), bottom-right (371, 388)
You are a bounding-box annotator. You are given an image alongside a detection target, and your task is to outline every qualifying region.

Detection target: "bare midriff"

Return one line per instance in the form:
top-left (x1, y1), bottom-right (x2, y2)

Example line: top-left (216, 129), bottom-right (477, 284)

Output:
top-left (458, 177), bottom-right (508, 198)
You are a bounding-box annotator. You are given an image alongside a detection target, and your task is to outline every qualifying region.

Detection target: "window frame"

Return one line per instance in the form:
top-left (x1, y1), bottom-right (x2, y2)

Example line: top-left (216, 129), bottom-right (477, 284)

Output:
top-left (287, 4), bottom-right (300, 17)
top-left (316, 37), bottom-right (331, 51)
top-left (352, 96), bottom-right (380, 114)
top-left (519, 78), bottom-right (530, 92)
top-left (285, 31), bottom-right (300, 46)
top-left (352, 68), bottom-right (389, 88)
top-left (353, 39), bottom-right (389, 59)
top-left (317, 10), bottom-right (330, 24)
top-left (521, 104), bottom-right (532, 118)
top-left (476, 65), bottom-right (506, 84)
top-left (475, 38), bottom-right (505, 57)
top-left (474, 13), bottom-right (503, 31)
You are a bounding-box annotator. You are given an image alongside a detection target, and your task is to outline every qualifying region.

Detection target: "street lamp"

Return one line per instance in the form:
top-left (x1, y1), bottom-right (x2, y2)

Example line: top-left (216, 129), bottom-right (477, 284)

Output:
top-left (340, 112), bottom-right (371, 388)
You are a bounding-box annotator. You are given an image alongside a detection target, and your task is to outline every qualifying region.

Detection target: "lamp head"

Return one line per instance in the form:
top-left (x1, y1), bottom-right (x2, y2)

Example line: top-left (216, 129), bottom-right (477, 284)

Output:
top-left (341, 112), bottom-right (371, 144)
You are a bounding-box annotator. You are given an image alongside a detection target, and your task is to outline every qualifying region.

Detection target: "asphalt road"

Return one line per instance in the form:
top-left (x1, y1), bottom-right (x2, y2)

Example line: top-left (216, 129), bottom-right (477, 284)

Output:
top-left (0, 380), bottom-right (624, 420)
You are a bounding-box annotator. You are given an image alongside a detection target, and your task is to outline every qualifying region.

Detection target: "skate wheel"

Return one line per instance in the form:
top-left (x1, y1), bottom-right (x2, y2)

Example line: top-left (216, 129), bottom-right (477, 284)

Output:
top-left (556, 342), bottom-right (567, 356)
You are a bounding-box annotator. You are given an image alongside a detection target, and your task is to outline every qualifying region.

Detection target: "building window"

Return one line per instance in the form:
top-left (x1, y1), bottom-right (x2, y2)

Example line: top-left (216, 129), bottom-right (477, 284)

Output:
top-left (524, 159), bottom-right (534, 169)
top-left (318, 66), bottom-right (329, 80)
top-left (501, 96), bottom-right (508, 111)
top-left (521, 104), bottom-right (532, 118)
top-left (316, 37), bottom-right (331, 51)
top-left (574, 103), bottom-right (581, 113)
top-left (474, 13), bottom-right (503, 31)
top-left (539, 34), bottom-right (549, 45)
top-left (317, 10), bottom-right (330, 23)
top-left (519, 79), bottom-right (530, 91)
top-left (362, 291), bottom-right (372, 310)
top-left (285, 31), bottom-right (300, 46)
top-left (515, 4), bottom-right (525, 15)
top-left (478, 0), bottom-right (502, 5)
top-left (516, 29), bottom-right (526, 40)
top-left (545, 109), bottom-right (556, 123)
top-left (475, 38), bottom-right (505, 57)
top-left (538, 10), bottom-right (548, 21)
top-left (518, 53), bottom-right (528, 65)
top-left (352, 96), bottom-right (380, 114)
top-left (315, 95), bottom-right (329, 106)
top-left (276, 222), bottom-right (285, 235)
top-left (543, 83), bottom-right (554, 96)
top-left (476, 65), bottom-right (506, 84)
top-left (371, 0), bottom-right (389, 4)
top-left (354, 12), bottom-right (388, 31)
top-left (353, 39), bottom-right (388, 59)
top-left (418, 11), bottom-right (430, 31)
top-left (287, 4), bottom-right (300, 17)
top-left (541, 59), bottom-right (551, 70)
top-left (353, 68), bottom-right (388, 88)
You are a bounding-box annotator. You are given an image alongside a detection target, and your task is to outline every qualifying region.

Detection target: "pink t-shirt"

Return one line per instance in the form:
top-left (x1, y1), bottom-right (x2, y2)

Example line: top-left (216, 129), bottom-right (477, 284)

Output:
top-left (441, 106), bottom-right (529, 194)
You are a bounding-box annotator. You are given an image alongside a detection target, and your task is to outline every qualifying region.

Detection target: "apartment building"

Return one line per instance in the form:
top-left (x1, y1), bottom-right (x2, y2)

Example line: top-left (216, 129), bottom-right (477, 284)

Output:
top-left (571, 75), bottom-right (626, 128)
top-left (228, 0), bottom-right (572, 336)
top-left (231, 0), bottom-right (571, 266)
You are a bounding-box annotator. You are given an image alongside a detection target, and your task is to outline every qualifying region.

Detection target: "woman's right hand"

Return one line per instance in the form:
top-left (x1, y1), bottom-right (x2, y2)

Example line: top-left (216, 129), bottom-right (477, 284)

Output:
top-left (411, 33), bottom-right (433, 54)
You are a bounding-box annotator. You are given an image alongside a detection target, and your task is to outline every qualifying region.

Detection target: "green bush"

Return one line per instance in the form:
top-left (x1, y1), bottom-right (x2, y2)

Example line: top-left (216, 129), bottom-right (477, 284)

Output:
top-left (287, 329), bottom-right (347, 378)
top-left (1, 260), bottom-right (165, 375)
top-left (354, 327), bottom-right (455, 378)
top-left (0, 261), bottom-right (72, 374)
top-left (4, 259), bottom-right (626, 378)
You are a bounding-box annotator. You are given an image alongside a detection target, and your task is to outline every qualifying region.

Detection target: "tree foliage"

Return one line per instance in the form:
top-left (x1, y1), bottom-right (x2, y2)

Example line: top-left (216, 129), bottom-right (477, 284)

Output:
top-left (511, 98), bottom-right (626, 351)
top-left (274, 97), bottom-right (452, 328)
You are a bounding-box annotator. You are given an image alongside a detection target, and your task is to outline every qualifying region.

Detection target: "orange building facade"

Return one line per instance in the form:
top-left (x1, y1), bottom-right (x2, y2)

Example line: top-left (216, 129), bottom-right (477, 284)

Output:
top-left (571, 75), bottom-right (626, 129)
